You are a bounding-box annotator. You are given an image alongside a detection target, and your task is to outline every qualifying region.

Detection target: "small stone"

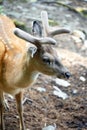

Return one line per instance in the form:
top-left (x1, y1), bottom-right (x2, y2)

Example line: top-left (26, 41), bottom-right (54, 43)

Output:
top-left (53, 78), bottom-right (71, 87)
top-left (53, 86), bottom-right (69, 100)
top-left (72, 89), bottom-right (78, 95)
top-left (42, 124), bottom-right (56, 130)
top-left (81, 40), bottom-right (87, 50)
top-left (8, 94), bottom-right (14, 100)
top-left (72, 30), bottom-right (85, 42)
top-left (36, 87), bottom-right (46, 92)
top-left (80, 76), bottom-right (86, 82)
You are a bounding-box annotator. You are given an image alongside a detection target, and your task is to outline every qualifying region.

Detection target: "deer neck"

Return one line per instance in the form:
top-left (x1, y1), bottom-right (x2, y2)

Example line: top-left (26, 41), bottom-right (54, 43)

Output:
top-left (14, 55), bottom-right (40, 88)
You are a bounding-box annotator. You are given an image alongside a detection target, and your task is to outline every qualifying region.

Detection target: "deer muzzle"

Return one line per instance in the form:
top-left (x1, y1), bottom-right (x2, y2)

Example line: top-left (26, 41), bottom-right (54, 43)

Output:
top-left (64, 72), bottom-right (71, 79)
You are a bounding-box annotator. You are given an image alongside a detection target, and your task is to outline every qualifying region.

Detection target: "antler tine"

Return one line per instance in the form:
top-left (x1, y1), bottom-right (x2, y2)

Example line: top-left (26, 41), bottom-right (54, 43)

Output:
top-left (14, 28), bottom-right (57, 46)
top-left (41, 11), bottom-right (70, 37)
top-left (41, 11), bottom-right (49, 37)
top-left (14, 28), bottom-right (37, 44)
top-left (49, 28), bottom-right (70, 36)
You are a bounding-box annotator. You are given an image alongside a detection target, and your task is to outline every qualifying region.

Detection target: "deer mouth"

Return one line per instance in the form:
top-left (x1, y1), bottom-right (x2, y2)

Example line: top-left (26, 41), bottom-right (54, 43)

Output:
top-left (56, 71), bottom-right (71, 79)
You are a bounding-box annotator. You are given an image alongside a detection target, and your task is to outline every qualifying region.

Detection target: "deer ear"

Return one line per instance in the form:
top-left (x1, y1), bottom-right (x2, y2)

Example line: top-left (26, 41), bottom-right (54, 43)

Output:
top-left (28, 46), bottom-right (37, 58)
top-left (32, 21), bottom-right (42, 37)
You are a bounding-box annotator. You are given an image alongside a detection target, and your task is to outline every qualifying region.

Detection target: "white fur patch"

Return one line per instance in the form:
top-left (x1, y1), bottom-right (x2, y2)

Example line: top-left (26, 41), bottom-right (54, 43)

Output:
top-left (31, 71), bottom-right (39, 81)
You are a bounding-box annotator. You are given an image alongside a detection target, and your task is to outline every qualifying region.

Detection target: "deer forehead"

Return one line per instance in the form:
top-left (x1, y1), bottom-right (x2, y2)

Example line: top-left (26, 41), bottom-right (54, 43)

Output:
top-left (42, 52), bottom-right (54, 59)
top-left (42, 46), bottom-right (57, 59)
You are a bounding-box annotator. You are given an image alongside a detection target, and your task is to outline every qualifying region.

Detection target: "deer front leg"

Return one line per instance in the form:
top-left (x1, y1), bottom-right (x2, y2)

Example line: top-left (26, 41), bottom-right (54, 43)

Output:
top-left (15, 92), bottom-right (25, 130)
top-left (0, 91), bottom-right (5, 130)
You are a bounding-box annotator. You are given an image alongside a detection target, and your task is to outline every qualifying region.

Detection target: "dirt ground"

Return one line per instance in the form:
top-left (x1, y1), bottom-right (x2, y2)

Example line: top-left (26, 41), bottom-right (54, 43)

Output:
top-left (1, 0), bottom-right (87, 130)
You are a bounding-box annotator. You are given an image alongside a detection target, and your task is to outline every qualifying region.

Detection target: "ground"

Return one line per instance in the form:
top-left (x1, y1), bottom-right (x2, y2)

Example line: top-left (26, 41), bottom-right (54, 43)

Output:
top-left (1, 0), bottom-right (87, 130)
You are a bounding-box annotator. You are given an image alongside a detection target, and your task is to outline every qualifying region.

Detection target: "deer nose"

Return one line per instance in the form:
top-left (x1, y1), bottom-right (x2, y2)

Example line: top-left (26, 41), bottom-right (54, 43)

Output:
top-left (65, 72), bottom-right (71, 78)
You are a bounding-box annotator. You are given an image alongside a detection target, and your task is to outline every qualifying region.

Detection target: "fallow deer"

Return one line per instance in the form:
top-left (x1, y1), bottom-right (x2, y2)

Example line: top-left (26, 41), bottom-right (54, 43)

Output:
top-left (0, 11), bottom-right (71, 130)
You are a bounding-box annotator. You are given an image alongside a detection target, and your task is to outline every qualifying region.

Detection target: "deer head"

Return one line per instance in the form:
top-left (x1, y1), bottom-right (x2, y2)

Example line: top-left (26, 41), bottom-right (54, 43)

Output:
top-left (14, 12), bottom-right (71, 79)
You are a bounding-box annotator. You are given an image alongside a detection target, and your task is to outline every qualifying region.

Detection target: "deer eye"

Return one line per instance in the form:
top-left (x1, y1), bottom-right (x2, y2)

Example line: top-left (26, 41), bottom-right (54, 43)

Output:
top-left (42, 57), bottom-right (51, 65)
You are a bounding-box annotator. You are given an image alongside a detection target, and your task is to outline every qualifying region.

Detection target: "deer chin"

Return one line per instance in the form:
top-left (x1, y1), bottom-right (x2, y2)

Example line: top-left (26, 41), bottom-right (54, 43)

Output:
top-left (56, 75), bottom-right (65, 79)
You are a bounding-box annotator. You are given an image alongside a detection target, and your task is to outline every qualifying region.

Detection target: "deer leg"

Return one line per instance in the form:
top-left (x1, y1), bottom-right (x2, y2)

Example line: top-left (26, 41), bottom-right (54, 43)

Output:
top-left (0, 91), bottom-right (5, 130)
top-left (15, 92), bottom-right (25, 130)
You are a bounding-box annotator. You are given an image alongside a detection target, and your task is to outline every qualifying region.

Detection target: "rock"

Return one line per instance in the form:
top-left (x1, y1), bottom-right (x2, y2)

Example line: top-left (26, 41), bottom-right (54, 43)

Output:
top-left (53, 78), bottom-right (71, 87)
top-left (53, 86), bottom-right (69, 100)
top-left (71, 36), bottom-right (82, 43)
top-left (8, 94), bottom-right (14, 100)
top-left (72, 89), bottom-right (78, 95)
top-left (81, 40), bottom-right (87, 50)
top-left (36, 87), bottom-right (46, 92)
top-left (42, 124), bottom-right (56, 130)
top-left (80, 76), bottom-right (86, 82)
top-left (71, 30), bottom-right (85, 42)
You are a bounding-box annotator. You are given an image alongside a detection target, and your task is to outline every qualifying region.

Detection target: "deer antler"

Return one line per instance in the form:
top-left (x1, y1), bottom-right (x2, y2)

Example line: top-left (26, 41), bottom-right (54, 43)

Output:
top-left (14, 28), bottom-right (57, 46)
top-left (41, 11), bottom-right (70, 37)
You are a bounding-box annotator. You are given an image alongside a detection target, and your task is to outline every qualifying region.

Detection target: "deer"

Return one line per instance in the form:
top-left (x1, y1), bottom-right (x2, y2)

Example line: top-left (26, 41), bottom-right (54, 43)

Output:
top-left (0, 11), bottom-right (71, 130)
